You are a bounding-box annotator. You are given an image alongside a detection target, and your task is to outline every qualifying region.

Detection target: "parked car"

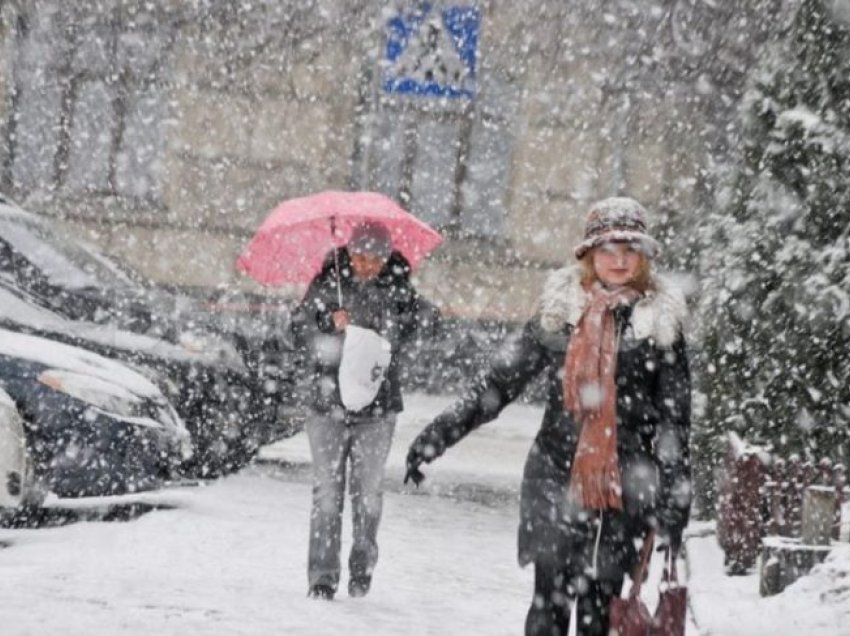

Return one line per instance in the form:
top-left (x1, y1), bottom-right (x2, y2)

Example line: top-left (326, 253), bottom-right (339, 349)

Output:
top-left (195, 287), bottom-right (300, 426)
top-left (0, 328), bottom-right (192, 500)
top-left (0, 197), bottom-right (299, 444)
top-left (0, 277), bottom-right (277, 476)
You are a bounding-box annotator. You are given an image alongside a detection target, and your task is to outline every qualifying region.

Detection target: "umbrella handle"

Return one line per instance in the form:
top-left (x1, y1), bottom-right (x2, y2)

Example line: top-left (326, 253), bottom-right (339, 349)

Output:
top-left (334, 245), bottom-right (343, 308)
top-left (329, 216), bottom-right (344, 308)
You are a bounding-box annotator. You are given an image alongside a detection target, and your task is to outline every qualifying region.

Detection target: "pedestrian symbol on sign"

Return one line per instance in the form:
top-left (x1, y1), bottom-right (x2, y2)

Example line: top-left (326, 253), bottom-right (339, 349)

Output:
top-left (383, 4), bottom-right (480, 99)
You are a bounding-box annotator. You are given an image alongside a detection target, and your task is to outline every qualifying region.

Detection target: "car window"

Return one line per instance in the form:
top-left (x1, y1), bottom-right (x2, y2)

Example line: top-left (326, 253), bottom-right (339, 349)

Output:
top-left (0, 217), bottom-right (133, 289)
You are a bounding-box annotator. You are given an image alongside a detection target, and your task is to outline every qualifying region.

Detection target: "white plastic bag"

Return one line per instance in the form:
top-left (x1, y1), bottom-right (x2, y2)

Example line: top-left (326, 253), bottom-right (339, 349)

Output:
top-left (338, 325), bottom-right (392, 411)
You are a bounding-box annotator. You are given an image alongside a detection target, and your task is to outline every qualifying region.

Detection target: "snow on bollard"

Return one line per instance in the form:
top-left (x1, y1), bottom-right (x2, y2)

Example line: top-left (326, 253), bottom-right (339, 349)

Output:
top-left (801, 485), bottom-right (836, 546)
top-left (760, 485), bottom-right (836, 596)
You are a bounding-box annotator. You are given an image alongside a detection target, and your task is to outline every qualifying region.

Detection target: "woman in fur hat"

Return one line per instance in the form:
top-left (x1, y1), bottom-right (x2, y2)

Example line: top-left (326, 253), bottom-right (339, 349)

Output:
top-left (405, 197), bottom-right (691, 635)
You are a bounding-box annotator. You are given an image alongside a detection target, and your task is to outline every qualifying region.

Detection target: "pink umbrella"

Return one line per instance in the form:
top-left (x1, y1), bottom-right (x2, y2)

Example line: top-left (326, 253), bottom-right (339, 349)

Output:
top-left (236, 191), bottom-right (443, 286)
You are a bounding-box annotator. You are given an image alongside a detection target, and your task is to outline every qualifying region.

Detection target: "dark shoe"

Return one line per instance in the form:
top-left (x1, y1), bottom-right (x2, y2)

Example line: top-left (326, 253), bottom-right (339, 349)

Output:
top-left (308, 584), bottom-right (335, 600)
top-left (348, 575), bottom-right (371, 598)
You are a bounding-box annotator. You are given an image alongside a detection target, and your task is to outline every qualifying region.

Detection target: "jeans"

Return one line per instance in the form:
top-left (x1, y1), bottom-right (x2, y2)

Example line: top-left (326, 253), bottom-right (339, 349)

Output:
top-left (306, 411), bottom-right (396, 590)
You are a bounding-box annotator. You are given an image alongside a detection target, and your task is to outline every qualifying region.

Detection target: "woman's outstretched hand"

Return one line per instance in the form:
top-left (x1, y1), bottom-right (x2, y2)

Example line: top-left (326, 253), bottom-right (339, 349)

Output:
top-left (405, 423), bottom-right (448, 487)
top-left (404, 448), bottom-right (426, 487)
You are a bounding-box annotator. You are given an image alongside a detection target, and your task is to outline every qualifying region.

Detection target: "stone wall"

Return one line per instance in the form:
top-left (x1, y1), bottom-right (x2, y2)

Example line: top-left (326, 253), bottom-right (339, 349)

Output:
top-left (0, 0), bottom-right (776, 320)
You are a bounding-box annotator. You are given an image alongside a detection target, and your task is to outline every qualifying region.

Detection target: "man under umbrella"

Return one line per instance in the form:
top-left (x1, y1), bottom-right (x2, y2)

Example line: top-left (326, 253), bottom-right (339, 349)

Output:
top-left (292, 221), bottom-right (439, 600)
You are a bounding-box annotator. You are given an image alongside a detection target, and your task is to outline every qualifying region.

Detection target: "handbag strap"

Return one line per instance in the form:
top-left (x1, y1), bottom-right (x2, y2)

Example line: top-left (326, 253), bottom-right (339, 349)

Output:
top-left (628, 529), bottom-right (655, 599)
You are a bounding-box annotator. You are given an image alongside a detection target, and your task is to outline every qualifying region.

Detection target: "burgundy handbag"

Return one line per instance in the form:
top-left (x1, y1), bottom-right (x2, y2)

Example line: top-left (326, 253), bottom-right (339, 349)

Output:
top-left (609, 530), bottom-right (655, 636)
top-left (609, 531), bottom-right (688, 636)
top-left (651, 548), bottom-right (687, 636)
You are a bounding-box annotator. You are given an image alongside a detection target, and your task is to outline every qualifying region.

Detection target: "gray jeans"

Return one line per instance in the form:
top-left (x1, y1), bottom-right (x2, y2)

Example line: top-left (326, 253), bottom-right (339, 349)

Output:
top-left (306, 411), bottom-right (396, 590)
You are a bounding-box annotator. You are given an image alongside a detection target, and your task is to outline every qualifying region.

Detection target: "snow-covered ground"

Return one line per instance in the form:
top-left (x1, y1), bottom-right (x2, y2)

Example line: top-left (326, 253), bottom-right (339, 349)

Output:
top-left (687, 523), bottom-right (850, 635)
top-left (2, 393), bottom-right (848, 634)
top-left (0, 471), bottom-right (532, 635)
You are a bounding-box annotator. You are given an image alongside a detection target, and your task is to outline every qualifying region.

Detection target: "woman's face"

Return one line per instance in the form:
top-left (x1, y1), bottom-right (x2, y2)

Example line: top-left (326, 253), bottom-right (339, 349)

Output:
top-left (591, 242), bottom-right (642, 287)
top-left (351, 252), bottom-right (386, 280)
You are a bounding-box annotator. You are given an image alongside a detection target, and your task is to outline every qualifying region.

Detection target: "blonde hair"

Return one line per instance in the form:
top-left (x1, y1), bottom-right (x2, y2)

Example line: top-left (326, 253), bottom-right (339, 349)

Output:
top-left (578, 246), bottom-right (653, 293)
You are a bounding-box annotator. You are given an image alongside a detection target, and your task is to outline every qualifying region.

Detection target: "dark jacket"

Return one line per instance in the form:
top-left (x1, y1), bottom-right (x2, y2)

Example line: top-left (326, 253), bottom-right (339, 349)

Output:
top-left (410, 266), bottom-right (691, 579)
top-left (292, 248), bottom-right (437, 418)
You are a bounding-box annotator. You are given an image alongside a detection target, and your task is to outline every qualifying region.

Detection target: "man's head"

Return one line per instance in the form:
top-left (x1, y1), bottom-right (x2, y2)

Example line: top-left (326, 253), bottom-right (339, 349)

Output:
top-left (348, 221), bottom-right (393, 280)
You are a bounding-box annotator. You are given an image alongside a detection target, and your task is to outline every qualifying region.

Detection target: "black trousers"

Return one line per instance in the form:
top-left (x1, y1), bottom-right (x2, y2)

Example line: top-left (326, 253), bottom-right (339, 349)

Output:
top-left (525, 561), bottom-right (623, 636)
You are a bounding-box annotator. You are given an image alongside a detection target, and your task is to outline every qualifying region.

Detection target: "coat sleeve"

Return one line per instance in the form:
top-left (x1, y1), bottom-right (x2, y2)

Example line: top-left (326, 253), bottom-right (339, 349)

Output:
top-left (654, 334), bottom-right (692, 545)
top-left (410, 318), bottom-right (549, 462)
top-left (295, 274), bottom-right (340, 336)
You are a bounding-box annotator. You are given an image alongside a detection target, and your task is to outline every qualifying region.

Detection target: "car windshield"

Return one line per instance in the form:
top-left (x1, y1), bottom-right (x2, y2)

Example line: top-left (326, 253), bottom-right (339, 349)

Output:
top-left (0, 215), bottom-right (134, 289)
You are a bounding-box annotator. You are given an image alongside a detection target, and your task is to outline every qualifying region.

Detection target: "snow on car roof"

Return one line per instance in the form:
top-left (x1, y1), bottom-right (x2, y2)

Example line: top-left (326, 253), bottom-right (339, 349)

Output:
top-left (0, 201), bottom-right (37, 223)
top-left (0, 284), bottom-right (236, 368)
top-left (0, 328), bottom-right (163, 400)
top-left (0, 202), bottom-right (132, 288)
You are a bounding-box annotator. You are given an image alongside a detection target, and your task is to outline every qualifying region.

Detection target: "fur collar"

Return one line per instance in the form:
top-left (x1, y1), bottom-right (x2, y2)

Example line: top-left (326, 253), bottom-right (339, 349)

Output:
top-left (538, 266), bottom-right (687, 348)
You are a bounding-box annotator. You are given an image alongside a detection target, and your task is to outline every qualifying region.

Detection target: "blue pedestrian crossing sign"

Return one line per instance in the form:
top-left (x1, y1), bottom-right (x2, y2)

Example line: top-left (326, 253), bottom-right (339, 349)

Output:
top-left (383, 4), bottom-right (480, 99)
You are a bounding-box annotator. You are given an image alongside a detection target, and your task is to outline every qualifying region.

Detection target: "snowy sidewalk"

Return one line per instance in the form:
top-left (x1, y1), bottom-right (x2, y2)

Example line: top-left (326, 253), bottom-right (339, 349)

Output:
top-left (0, 392), bottom-right (701, 635)
top-left (17, 391), bottom-right (830, 635)
top-left (0, 471), bottom-right (530, 635)
top-left (0, 393), bottom-right (541, 635)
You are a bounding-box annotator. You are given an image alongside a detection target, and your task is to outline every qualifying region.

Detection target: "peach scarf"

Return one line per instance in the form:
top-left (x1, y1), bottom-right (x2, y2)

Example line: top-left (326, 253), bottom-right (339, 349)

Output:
top-left (564, 284), bottom-right (640, 510)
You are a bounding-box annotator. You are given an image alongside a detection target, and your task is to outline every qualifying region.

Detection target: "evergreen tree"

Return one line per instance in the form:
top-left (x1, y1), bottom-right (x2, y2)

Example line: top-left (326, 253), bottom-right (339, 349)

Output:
top-left (695, 0), bottom-right (850, 510)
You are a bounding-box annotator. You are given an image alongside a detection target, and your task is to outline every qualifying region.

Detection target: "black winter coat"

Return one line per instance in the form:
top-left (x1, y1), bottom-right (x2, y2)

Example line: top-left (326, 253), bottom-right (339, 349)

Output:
top-left (411, 267), bottom-right (691, 580)
top-left (292, 248), bottom-right (437, 418)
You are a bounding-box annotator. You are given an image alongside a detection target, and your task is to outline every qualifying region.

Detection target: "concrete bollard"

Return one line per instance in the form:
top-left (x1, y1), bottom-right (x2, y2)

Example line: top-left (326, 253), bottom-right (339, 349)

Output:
top-left (759, 536), bottom-right (832, 596)
top-left (832, 465), bottom-right (845, 540)
top-left (801, 485), bottom-right (835, 546)
top-left (760, 485), bottom-right (836, 596)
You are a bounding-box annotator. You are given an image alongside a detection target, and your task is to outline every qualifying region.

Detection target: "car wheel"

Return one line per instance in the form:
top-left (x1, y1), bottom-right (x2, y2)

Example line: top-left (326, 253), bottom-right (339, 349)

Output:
top-left (0, 458), bottom-right (46, 527)
top-left (180, 393), bottom-right (260, 479)
top-left (19, 452), bottom-right (46, 509)
top-left (0, 401), bottom-right (45, 526)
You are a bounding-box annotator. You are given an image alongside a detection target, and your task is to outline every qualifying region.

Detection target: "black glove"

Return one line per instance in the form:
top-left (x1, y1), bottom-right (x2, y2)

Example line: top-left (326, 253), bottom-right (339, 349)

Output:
top-left (404, 427), bottom-right (445, 487)
top-left (404, 448), bottom-right (426, 487)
